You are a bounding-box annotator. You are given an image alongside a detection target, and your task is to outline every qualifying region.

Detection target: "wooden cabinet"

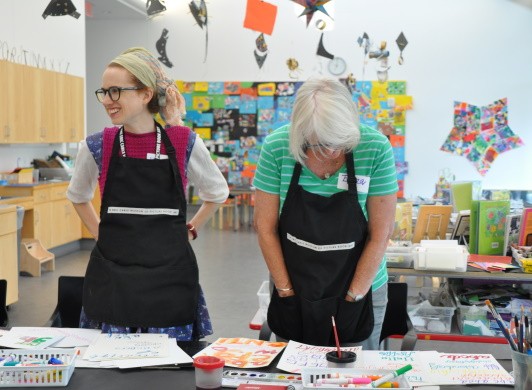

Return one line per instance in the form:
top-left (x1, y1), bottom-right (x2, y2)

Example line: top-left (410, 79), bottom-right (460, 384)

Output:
top-left (0, 206), bottom-right (19, 305)
top-left (0, 182), bottom-right (81, 249)
top-left (1, 61), bottom-right (47, 143)
top-left (0, 60), bottom-right (85, 144)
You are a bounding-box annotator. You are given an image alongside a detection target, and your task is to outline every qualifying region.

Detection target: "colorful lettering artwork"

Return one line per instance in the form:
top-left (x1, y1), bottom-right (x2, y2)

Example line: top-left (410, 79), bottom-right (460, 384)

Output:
top-left (358, 351), bottom-right (514, 386)
top-left (177, 80), bottom-right (413, 195)
top-left (276, 340), bottom-right (362, 373)
top-left (194, 337), bottom-right (287, 368)
top-left (440, 98), bottom-right (524, 176)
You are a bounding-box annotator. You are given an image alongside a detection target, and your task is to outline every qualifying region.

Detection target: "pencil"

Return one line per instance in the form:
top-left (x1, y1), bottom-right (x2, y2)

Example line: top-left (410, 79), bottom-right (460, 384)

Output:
top-left (485, 300), bottom-right (518, 351)
top-left (331, 316), bottom-right (341, 358)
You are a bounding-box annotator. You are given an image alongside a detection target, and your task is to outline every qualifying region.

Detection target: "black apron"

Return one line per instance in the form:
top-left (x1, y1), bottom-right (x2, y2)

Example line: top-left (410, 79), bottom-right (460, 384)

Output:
top-left (83, 123), bottom-right (199, 328)
top-left (267, 151), bottom-right (374, 345)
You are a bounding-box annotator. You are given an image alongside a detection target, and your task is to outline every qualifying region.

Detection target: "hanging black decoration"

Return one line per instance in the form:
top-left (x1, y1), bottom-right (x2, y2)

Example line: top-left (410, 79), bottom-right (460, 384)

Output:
top-left (146, 0), bottom-right (166, 17)
top-left (254, 51), bottom-right (267, 69)
top-left (316, 33), bottom-right (334, 60)
top-left (42, 0), bottom-right (80, 19)
top-left (156, 28), bottom-right (173, 68)
top-left (254, 33), bottom-right (268, 69)
top-left (189, 0), bottom-right (209, 63)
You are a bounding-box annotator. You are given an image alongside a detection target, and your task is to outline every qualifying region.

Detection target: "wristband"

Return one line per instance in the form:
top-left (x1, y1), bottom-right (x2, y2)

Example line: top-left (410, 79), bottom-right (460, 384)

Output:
top-left (276, 287), bottom-right (293, 292)
top-left (186, 223), bottom-right (198, 240)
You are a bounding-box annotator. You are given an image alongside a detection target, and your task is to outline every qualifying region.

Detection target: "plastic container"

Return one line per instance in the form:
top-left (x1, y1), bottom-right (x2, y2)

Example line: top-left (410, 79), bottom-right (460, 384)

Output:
top-left (193, 356), bottom-right (225, 390)
top-left (325, 351), bottom-right (356, 368)
top-left (257, 280), bottom-right (270, 316)
top-left (0, 348), bottom-right (77, 387)
top-left (511, 349), bottom-right (532, 390)
top-left (16, 206), bottom-right (24, 273)
top-left (301, 368), bottom-right (412, 390)
top-left (385, 252), bottom-right (414, 268)
top-left (413, 240), bottom-right (468, 272)
top-left (407, 301), bottom-right (456, 334)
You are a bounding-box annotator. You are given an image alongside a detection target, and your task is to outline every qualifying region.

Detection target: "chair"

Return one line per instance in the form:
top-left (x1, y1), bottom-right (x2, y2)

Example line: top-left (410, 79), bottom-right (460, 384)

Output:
top-left (379, 282), bottom-right (417, 350)
top-left (45, 276), bottom-right (85, 328)
top-left (0, 280), bottom-right (9, 327)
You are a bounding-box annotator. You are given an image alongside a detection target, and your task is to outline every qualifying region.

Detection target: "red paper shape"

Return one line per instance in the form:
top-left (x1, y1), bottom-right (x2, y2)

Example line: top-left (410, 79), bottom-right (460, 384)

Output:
top-left (243, 0), bottom-right (277, 36)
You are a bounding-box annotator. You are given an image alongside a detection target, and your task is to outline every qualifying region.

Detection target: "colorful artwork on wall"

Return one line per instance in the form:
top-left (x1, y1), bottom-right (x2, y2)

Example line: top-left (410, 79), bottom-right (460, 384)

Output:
top-left (440, 98), bottom-right (524, 176)
top-left (177, 80), bottom-right (413, 196)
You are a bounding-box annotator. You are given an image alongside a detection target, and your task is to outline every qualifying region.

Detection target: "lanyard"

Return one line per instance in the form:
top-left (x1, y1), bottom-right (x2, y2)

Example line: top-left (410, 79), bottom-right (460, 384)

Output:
top-left (118, 124), bottom-right (162, 159)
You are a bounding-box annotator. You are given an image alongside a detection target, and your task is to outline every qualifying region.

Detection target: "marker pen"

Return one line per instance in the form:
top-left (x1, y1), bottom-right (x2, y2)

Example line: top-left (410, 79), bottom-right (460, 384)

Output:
top-left (371, 364), bottom-right (413, 388)
top-left (374, 382), bottom-right (399, 388)
top-left (317, 377), bottom-right (373, 385)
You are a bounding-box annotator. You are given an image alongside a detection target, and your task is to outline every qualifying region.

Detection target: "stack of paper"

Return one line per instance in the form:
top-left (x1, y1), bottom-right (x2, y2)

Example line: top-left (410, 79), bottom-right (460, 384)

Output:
top-left (78, 333), bottom-right (193, 369)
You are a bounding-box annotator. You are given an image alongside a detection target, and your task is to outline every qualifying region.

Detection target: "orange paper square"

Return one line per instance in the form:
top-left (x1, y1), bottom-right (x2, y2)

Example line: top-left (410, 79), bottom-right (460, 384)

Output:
top-left (243, 0), bottom-right (277, 36)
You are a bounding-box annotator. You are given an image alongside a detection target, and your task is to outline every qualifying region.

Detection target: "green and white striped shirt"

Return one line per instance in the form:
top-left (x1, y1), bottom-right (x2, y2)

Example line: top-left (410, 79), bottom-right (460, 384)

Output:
top-left (253, 124), bottom-right (398, 291)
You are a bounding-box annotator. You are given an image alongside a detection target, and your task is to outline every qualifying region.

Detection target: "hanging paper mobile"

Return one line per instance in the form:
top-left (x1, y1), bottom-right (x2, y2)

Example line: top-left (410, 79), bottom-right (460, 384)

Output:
top-left (189, 0), bottom-right (209, 63)
top-left (286, 58), bottom-right (302, 79)
top-left (156, 29), bottom-right (173, 68)
top-left (42, 0), bottom-right (80, 19)
top-left (396, 32), bottom-right (408, 65)
top-left (146, 0), bottom-right (166, 17)
top-left (292, 0), bottom-right (332, 27)
top-left (316, 33), bottom-right (334, 60)
top-left (254, 33), bottom-right (268, 69)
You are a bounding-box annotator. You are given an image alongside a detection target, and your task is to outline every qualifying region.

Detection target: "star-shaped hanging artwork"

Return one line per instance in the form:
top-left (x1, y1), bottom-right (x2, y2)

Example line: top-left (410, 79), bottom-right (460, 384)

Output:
top-left (440, 98), bottom-right (524, 176)
top-left (292, 0), bottom-right (332, 27)
top-left (42, 0), bottom-right (80, 19)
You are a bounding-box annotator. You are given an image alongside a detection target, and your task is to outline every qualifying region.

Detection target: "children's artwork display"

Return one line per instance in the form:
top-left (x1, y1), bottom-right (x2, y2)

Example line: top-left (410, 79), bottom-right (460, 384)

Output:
top-left (177, 80), bottom-right (413, 194)
top-left (440, 98), bottom-right (524, 176)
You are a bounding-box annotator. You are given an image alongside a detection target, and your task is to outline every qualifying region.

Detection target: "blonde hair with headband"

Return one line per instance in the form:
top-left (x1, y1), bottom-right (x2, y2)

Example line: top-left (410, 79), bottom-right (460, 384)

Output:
top-left (111, 47), bottom-right (179, 118)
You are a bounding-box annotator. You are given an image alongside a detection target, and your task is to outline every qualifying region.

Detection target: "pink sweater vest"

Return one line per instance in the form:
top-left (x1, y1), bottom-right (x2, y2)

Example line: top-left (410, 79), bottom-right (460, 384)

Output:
top-left (99, 126), bottom-right (190, 198)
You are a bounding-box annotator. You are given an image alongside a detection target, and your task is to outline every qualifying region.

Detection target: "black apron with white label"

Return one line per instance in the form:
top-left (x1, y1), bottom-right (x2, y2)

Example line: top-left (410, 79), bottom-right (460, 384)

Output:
top-left (83, 123), bottom-right (199, 328)
top-left (267, 151), bottom-right (374, 345)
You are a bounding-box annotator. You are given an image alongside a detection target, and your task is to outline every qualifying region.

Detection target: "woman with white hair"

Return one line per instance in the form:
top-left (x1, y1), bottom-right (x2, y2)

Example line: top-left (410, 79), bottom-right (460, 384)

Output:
top-left (253, 78), bottom-right (397, 348)
top-left (67, 47), bottom-right (228, 339)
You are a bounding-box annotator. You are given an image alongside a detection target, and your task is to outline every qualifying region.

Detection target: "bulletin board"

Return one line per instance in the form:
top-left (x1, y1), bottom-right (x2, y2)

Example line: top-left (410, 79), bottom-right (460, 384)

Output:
top-left (177, 80), bottom-right (412, 195)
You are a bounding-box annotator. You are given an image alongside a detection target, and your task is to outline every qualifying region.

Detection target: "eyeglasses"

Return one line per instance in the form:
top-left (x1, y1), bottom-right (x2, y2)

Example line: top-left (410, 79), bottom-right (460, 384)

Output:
top-left (94, 86), bottom-right (143, 103)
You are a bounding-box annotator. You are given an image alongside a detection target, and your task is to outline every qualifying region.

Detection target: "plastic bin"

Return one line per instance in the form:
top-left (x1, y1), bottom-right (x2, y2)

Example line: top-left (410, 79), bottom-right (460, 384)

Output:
top-left (386, 252), bottom-right (414, 268)
top-left (408, 301), bottom-right (456, 334)
top-left (0, 348), bottom-right (77, 387)
top-left (15, 206), bottom-right (24, 274)
top-left (301, 368), bottom-right (412, 390)
top-left (257, 281), bottom-right (270, 316)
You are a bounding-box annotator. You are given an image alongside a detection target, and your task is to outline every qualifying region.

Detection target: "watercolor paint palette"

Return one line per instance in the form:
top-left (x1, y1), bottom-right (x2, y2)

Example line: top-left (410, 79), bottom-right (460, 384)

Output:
top-left (222, 370), bottom-right (302, 389)
top-left (301, 368), bottom-right (412, 389)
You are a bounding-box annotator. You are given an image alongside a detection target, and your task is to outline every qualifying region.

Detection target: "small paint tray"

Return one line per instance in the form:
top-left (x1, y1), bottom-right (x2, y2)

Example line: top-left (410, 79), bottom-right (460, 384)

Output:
top-left (222, 369), bottom-right (302, 388)
top-left (301, 368), bottom-right (412, 389)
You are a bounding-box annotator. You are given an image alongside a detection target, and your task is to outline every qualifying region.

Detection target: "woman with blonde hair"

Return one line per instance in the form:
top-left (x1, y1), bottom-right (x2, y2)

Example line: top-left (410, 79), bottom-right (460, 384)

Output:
top-left (68, 47), bottom-right (228, 339)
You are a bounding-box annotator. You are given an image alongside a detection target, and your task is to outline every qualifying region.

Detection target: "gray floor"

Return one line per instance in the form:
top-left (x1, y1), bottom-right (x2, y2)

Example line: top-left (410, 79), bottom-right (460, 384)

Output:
top-left (6, 213), bottom-right (511, 358)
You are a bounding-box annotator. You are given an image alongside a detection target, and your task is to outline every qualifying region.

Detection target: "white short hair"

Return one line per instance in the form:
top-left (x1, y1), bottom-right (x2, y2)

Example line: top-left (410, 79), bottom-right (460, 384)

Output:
top-left (289, 78), bottom-right (360, 164)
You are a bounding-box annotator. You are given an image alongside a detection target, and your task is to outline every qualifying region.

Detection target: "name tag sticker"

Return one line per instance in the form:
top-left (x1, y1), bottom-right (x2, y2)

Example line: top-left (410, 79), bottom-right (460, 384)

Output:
top-left (146, 153), bottom-right (169, 160)
top-left (337, 173), bottom-right (370, 193)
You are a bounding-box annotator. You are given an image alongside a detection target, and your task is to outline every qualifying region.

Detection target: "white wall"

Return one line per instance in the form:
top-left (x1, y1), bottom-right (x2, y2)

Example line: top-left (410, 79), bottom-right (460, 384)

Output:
top-left (32, 0), bottom-right (532, 197)
top-left (0, 0), bottom-right (86, 172)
